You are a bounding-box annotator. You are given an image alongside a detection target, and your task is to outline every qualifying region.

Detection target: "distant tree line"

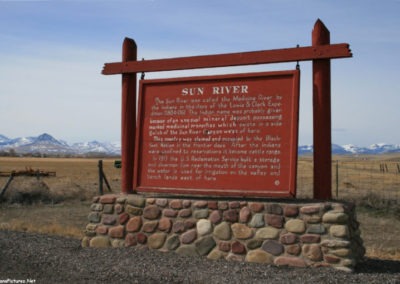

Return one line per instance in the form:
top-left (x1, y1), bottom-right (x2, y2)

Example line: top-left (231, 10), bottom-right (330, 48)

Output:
top-left (0, 149), bottom-right (120, 158)
top-left (0, 149), bottom-right (17, 157)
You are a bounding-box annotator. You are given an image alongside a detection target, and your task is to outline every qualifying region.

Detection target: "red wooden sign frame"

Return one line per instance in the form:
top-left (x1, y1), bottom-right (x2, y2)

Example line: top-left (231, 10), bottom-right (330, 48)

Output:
top-left (102, 19), bottom-right (352, 200)
top-left (134, 70), bottom-right (300, 198)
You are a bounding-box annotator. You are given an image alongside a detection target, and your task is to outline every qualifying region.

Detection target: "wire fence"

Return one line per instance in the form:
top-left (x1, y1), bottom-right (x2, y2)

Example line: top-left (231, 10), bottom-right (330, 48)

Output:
top-left (296, 158), bottom-right (400, 201)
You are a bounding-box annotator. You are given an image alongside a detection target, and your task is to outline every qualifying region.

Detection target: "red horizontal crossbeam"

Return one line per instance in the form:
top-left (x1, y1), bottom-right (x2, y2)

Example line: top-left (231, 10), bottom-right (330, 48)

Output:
top-left (102, 43), bottom-right (351, 75)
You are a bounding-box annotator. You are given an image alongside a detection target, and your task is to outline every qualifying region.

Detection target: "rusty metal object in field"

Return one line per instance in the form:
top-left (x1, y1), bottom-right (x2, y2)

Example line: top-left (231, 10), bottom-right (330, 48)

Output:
top-left (0, 168), bottom-right (56, 199)
top-left (0, 168), bottom-right (56, 177)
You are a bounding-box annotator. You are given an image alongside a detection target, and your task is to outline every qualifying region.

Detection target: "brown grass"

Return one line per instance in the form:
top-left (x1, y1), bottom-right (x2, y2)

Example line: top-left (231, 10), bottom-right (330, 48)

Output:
top-left (357, 212), bottom-right (400, 261)
top-left (0, 201), bottom-right (89, 238)
top-left (0, 157), bottom-right (120, 202)
top-left (1, 156), bottom-right (400, 260)
top-left (0, 219), bottom-right (83, 238)
top-left (296, 154), bottom-right (400, 200)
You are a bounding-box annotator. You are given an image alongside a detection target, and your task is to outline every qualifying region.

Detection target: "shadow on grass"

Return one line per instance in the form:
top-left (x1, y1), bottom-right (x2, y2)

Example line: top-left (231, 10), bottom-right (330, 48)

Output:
top-left (356, 257), bottom-right (400, 274)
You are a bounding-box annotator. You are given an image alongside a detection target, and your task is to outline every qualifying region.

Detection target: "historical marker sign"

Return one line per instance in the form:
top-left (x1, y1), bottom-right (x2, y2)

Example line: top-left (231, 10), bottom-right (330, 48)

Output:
top-left (134, 70), bottom-right (300, 197)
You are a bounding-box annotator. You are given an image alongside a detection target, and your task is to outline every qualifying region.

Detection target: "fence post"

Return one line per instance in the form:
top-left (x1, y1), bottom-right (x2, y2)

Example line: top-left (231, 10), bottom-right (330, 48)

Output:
top-left (0, 172), bottom-right (15, 199)
top-left (335, 160), bottom-right (339, 199)
top-left (98, 160), bottom-right (104, 195)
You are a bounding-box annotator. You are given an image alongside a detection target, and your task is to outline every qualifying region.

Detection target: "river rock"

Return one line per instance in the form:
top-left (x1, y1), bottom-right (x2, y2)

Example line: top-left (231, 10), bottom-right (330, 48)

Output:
top-left (302, 244), bottom-right (323, 261)
top-left (176, 245), bottom-right (198, 256)
top-left (209, 210), bottom-right (222, 224)
top-left (322, 212), bottom-right (349, 224)
top-left (239, 207), bottom-right (251, 223)
top-left (262, 240), bottom-right (284, 256)
top-left (126, 195), bottom-right (145, 208)
top-left (126, 216), bottom-right (142, 232)
top-left (283, 205), bottom-right (299, 217)
top-left (218, 241), bottom-right (231, 252)
top-left (255, 227), bottom-right (279, 239)
top-left (118, 212), bottom-right (129, 225)
top-left (91, 203), bottom-right (103, 211)
top-left (213, 222), bottom-right (231, 240)
top-left (100, 195), bottom-right (116, 204)
top-left (300, 234), bottom-right (321, 243)
top-left (125, 205), bottom-right (142, 216)
top-left (231, 241), bottom-right (246, 254)
top-left (194, 200), bottom-right (208, 208)
top-left (142, 220), bottom-right (159, 233)
top-left (330, 225), bottom-right (349, 238)
top-left (197, 219), bottom-right (212, 236)
top-left (285, 219), bottom-right (305, 233)
top-left (231, 223), bottom-right (253, 239)
top-left (307, 224), bottom-right (326, 234)
top-left (165, 234), bottom-right (180, 251)
top-left (148, 233), bottom-right (167, 249)
top-left (90, 236), bottom-right (110, 248)
top-left (125, 233), bottom-right (137, 247)
top-left (274, 256), bottom-right (307, 267)
top-left (280, 233), bottom-right (298, 244)
top-left (249, 202), bottom-right (264, 213)
top-left (169, 199), bottom-right (183, 209)
top-left (266, 204), bottom-right (283, 215)
top-left (245, 250), bottom-right (273, 263)
top-left (143, 205), bottom-right (161, 220)
top-left (158, 217), bottom-right (172, 232)
top-left (155, 198), bottom-right (168, 207)
top-left (248, 214), bottom-right (264, 228)
top-left (194, 209), bottom-right (209, 219)
top-left (102, 214), bottom-right (116, 225)
top-left (195, 236), bottom-right (216, 256)
top-left (178, 208), bottom-right (192, 218)
top-left (265, 214), bottom-right (284, 228)
top-left (223, 210), bottom-right (238, 222)
top-left (181, 229), bottom-right (197, 244)
top-left (108, 225), bottom-right (124, 238)
top-left (88, 212), bottom-right (101, 223)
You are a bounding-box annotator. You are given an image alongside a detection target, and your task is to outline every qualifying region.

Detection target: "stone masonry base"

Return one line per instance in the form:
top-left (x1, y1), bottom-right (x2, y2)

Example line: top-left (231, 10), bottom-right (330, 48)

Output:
top-left (82, 194), bottom-right (365, 272)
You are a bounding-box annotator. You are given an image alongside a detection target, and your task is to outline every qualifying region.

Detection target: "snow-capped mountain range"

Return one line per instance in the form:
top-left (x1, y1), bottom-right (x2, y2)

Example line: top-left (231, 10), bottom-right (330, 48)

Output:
top-left (0, 133), bottom-right (121, 156)
top-left (0, 133), bottom-right (399, 156)
top-left (298, 143), bottom-right (400, 155)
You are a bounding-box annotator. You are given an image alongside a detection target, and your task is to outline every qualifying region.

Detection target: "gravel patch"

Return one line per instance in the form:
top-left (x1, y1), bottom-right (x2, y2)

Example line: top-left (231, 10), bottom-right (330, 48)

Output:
top-left (1, 230), bottom-right (399, 283)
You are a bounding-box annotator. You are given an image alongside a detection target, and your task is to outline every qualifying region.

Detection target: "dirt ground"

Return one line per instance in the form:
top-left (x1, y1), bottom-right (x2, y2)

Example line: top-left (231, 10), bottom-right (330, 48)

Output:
top-left (1, 230), bottom-right (400, 284)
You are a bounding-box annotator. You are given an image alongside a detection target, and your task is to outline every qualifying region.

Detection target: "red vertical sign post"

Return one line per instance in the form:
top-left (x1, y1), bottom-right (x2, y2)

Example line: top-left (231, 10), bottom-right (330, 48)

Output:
top-left (312, 20), bottom-right (332, 199)
top-left (121, 38), bottom-right (137, 193)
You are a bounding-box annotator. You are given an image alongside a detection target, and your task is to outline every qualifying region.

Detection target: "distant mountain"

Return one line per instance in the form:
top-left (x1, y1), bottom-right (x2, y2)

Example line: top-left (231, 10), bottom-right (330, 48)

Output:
top-left (71, 141), bottom-right (121, 156)
top-left (0, 133), bottom-right (121, 156)
top-left (0, 134), bottom-right (9, 143)
top-left (0, 133), bottom-right (399, 156)
top-left (298, 145), bottom-right (313, 155)
top-left (298, 143), bottom-right (400, 155)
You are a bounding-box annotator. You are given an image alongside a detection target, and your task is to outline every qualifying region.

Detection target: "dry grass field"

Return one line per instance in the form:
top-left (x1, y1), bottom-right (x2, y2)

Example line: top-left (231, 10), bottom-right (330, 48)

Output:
top-left (1, 156), bottom-right (399, 260)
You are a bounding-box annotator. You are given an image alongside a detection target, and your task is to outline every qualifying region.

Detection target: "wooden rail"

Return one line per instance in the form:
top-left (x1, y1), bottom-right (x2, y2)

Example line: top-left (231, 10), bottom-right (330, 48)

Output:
top-left (0, 169), bottom-right (56, 177)
top-left (102, 43), bottom-right (351, 74)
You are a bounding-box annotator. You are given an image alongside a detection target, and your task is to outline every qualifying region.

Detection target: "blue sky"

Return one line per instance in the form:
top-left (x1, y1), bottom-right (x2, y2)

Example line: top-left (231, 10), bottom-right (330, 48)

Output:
top-left (0, 0), bottom-right (399, 146)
